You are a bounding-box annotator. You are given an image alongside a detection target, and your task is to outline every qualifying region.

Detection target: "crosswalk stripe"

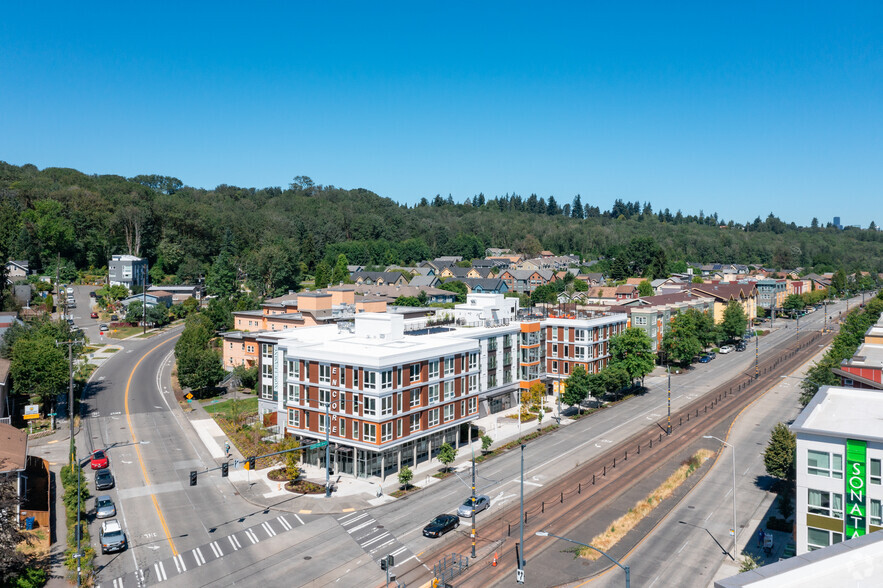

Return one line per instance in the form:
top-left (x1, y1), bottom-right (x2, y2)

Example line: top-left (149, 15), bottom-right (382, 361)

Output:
top-left (245, 529), bottom-right (259, 544)
top-left (210, 541), bottom-right (223, 558)
top-left (362, 532), bottom-right (390, 548)
top-left (337, 511), bottom-right (362, 522)
top-left (262, 521), bottom-right (276, 537)
top-left (229, 534), bottom-right (241, 550)
top-left (370, 538), bottom-right (396, 553)
top-left (138, 569), bottom-right (145, 584)
top-left (390, 546), bottom-right (408, 557)
top-left (340, 512), bottom-right (369, 526)
top-left (174, 554), bottom-right (186, 573)
top-left (347, 519), bottom-right (375, 534)
top-left (158, 560), bottom-right (167, 582)
top-left (277, 515), bottom-right (292, 531)
top-left (294, 513), bottom-right (305, 525)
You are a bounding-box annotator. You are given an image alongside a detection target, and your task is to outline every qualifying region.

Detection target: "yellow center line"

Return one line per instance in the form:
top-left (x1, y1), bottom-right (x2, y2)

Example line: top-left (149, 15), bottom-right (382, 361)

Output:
top-left (125, 336), bottom-right (180, 556)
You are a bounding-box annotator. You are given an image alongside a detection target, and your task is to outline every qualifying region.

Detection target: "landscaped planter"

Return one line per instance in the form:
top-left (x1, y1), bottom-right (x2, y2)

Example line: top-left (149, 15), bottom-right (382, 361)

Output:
top-left (285, 479), bottom-right (326, 494)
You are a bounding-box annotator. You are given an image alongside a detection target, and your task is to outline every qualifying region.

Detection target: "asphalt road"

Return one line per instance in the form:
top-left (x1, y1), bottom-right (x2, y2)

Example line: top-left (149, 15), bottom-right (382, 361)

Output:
top-left (76, 291), bottom-right (858, 587)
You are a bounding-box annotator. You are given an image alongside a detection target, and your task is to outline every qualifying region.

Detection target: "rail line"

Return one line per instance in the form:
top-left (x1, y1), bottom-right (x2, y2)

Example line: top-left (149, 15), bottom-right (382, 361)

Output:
top-left (393, 329), bottom-right (834, 588)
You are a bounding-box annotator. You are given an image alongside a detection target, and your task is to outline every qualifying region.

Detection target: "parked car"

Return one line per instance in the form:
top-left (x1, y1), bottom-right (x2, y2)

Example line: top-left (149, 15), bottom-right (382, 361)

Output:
top-left (423, 514), bottom-right (460, 538)
top-left (89, 291), bottom-right (97, 298)
top-left (99, 324), bottom-right (109, 331)
top-left (90, 450), bottom-right (109, 469)
top-left (99, 519), bottom-right (127, 554)
top-left (95, 468), bottom-right (115, 490)
top-left (90, 311), bottom-right (99, 319)
top-left (719, 345), bottom-right (734, 354)
top-left (457, 495), bottom-right (491, 517)
top-left (699, 354), bottom-right (712, 363)
top-left (110, 314), bottom-right (119, 322)
top-left (95, 495), bottom-right (116, 519)
top-left (735, 343), bottom-right (747, 352)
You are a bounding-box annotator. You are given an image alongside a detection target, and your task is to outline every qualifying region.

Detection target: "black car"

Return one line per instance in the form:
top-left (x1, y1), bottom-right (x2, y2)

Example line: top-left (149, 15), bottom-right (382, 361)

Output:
top-left (423, 514), bottom-right (460, 538)
top-left (95, 468), bottom-right (115, 490)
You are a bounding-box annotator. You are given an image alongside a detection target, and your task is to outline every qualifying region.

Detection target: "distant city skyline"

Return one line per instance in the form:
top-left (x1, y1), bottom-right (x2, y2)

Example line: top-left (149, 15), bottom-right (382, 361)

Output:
top-left (1, 2), bottom-right (881, 228)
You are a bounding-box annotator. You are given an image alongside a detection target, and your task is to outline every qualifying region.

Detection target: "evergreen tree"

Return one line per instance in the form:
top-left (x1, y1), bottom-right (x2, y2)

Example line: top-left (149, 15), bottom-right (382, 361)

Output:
top-left (314, 260), bottom-right (331, 289)
top-left (331, 254), bottom-right (349, 285)
top-left (763, 423), bottom-right (796, 481)
top-left (571, 195), bottom-right (584, 219)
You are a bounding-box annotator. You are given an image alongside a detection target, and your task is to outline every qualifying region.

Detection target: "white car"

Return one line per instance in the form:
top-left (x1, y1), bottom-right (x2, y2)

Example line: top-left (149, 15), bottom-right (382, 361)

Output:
top-left (719, 345), bottom-right (735, 354)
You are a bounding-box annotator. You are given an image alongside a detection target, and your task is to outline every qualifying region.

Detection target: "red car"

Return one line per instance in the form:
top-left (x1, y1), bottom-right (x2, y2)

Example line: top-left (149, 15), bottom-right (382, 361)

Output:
top-left (90, 450), bottom-right (109, 469)
top-left (90, 312), bottom-right (99, 319)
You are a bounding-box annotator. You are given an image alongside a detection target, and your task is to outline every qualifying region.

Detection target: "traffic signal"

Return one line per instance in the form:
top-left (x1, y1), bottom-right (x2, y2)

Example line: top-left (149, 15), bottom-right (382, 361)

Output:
top-left (189, 470), bottom-right (197, 486)
top-left (245, 456), bottom-right (256, 471)
top-left (380, 558), bottom-right (387, 571)
top-left (221, 462), bottom-right (229, 477)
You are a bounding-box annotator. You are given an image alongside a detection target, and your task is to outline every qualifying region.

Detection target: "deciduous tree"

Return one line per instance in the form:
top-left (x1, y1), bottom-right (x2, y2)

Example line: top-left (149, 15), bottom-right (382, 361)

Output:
top-left (720, 301), bottom-right (748, 340)
top-left (608, 328), bottom-right (655, 386)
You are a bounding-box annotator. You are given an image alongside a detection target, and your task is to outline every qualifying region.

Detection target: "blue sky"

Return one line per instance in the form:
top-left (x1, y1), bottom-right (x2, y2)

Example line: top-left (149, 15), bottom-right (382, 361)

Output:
top-left (2, 2), bottom-right (880, 227)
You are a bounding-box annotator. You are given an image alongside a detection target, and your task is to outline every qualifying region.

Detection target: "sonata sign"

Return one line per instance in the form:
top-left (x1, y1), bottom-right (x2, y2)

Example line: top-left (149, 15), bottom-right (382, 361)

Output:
top-left (846, 438), bottom-right (867, 538)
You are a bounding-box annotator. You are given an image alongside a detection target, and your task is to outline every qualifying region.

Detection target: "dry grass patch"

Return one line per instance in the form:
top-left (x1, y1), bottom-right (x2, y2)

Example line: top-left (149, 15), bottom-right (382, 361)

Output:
top-left (580, 448), bottom-right (715, 560)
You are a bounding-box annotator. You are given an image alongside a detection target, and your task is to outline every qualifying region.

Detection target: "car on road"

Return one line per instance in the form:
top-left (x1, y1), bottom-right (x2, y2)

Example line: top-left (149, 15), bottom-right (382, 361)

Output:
top-left (423, 514), bottom-right (460, 538)
top-left (699, 354), bottom-right (712, 363)
top-left (735, 342), bottom-right (747, 352)
top-left (99, 519), bottom-right (127, 554)
top-left (719, 345), bottom-right (734, 354)
top-left (457, 495), bottom-right (491, 517)
top-left (99, 324), bottom-right (109, 331)
top-left (90, 311), bottom-right (99, 319)
top-left (90, 450), bottom-right (109, 469)
top-left (95, 495), bottom-right (116, 519)
top-left (95, 468), bottom-right (115, 490)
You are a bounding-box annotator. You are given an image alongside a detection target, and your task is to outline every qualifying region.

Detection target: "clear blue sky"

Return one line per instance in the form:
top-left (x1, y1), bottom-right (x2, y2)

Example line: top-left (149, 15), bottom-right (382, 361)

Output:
top-left (2, 2), bottom-right (880, 227)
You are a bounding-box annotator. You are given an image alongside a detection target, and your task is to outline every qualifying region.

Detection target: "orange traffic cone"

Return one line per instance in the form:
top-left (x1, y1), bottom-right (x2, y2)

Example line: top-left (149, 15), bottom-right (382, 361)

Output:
top-left (492, 552), bottom-right (498, 567)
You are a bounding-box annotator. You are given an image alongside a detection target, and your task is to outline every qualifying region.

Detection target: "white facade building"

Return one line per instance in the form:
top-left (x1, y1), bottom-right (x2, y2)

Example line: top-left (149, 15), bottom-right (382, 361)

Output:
top-left (792, 386), bottom-right (883, 555)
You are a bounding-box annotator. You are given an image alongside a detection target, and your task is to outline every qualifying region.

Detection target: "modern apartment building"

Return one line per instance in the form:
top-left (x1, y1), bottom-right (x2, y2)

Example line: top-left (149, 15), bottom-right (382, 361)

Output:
top-left (791, 386), bottom-right (883, 555)
top-left (108, 255), bottom-right (147, 289)
top-left (253, 294), bottom-right (626, 480)
top-left (834, 315), bottom-right (883, 390)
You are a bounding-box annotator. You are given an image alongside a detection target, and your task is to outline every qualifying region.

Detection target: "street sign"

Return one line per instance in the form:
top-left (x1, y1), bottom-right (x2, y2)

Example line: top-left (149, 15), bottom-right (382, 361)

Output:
top-left (516, 568), bottom-right (525, 584)
top-left (23, 405), bottom-right (40, 420)
top-left (185, 393), bottom-right (193, 400)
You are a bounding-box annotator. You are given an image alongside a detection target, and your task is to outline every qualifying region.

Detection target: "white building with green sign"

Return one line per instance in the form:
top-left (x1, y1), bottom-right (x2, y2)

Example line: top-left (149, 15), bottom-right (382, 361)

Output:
top-left (792, 386), bottom-right (883, 555)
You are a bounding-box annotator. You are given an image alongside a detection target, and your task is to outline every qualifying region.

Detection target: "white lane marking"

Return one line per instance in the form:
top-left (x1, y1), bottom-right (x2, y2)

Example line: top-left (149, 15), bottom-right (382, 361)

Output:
top-left (174, 553), bottom-right (186, 572)
top-left (340, 512), bottom-right (369, 525)
top-left (209, 541), bottom-right (223, 558)
top-left (513, 479), bottom-right (543, 487)
top-left (391, 546), bottom-right (408, 557)
top-left (362, 532), bottom-right (391, 548)
top-left (157, 561), bottom-right (167, 582)
top-left (294, 513), bottom-right (305, 525)
top-left (262, 521), bottom-right (277, 537)
top-left (677, 541), bottom-right (689, 554)
top-left (193, 547), bottom-right (205, 566)
top-left (228, 535), bottom-right (240, 551)
top-left (347, 519), bottom-right (376, 534)
top-left (338, 511), bottom-right (363, 522)
top-left (245, 529), bottom-right (259, 544)
top-left (138, 569), bottom-right (145, 584)
top-left (277, 516), bottom-right (292, 531)
top-left (370, 538), bottom-right (396, 553)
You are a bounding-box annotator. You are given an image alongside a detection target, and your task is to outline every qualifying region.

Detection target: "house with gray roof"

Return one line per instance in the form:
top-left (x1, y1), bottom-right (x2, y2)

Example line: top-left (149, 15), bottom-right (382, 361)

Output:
top-left (350, 271), bottom-right (409, 286)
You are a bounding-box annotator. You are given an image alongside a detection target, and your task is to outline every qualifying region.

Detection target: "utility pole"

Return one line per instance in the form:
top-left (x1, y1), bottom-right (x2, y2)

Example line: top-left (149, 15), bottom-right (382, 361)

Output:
top-left (56, 339), bottom-right (76, 466)
top-left (142, 261), bottom-right (148, 335)
top-left (667, 364), bottom-right (672, 435)
top-left (754, 332), bottom-right (759, 380)
top-left (518, 444), bottom-right (525, 582)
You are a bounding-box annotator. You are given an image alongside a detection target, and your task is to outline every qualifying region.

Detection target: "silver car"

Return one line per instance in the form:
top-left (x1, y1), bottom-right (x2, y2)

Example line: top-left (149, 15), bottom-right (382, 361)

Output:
top-left (95, 495), bottom-right (116, 519)
top-left (457, 495), bottom-right (491, 517)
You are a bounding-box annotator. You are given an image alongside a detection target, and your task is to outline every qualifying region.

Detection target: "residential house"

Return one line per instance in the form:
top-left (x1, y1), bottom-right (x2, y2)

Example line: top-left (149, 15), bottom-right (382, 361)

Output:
top-left (791, 386), bottom-right (883, 555)
top-left (485, 248), bottom-right (512, 257)
top-left (486, 255), bottom-right (521, 267)
top-left (0, 423), bottom-right (28, 523)
top-left (519, 255), bottom-right (579, 272)
top-left (611, 291), bottom-right (715, 352)
top-left (438, 266), bottom-right (472, 280)
top-left (120, 292), bottom-right (173, 309)
top-left (651, 277), bottom-right (689, 295)
top-left (108, 254), bottom-right (148, 289)
top-left (5, 260), bottom-right (29, 283)
top-left (458, 278), bottom-right (509, 295)
top-left (834, 315), bottom-right (883, 390)
top-left (803, 273), bottom-right (832, 292)
top-left (576, 273), bottom-right (606, 288)
top-left (350, 271), bottom-right (409, 287)
top-left (148, 284), bottom-right (204, 304)
top-left (349, 284), bottom-right (458, 305)
top-left (690, 283), bottom-right (758, 323)
top-left (497, 269), bottom-right (556, 294)
top-left (408, 275), bottom-right (440, 288)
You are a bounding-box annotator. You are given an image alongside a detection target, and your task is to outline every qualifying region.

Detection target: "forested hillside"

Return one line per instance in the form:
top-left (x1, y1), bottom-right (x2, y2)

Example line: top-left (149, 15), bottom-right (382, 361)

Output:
top-left (1, 161), bottom-right (881, 298)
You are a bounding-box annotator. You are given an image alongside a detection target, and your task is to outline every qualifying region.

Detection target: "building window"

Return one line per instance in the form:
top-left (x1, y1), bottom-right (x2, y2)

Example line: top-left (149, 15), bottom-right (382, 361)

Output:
top-left (552, 344), bottom-right (558, 356)
top-left (262, 363), bottom-right (273, 380)
top-left (354, 367), bottom-right (360, 388)
top-left (469, 397), bottom-right (477, 414)
top-left (319, 388), bottom-right (330, 408)
top-left (551, 361), bottom-right (558, 373)
top-left (261, 344), bottom-right (272, 360)
top-left (428, 408), bottom-right (440, 427)
top-left (410, 388), bottom-right (421, 407)
top-left (287, 383), bottom-right (300, 404)
top-left (305, 411), bottom-right (310, 428)
top-left (469, 374), bottom-right (478, 393)
top-left (575, 329), bottom-right (586, 343)
top-left (396, 392), bottom-right (402, 413)
top-left (808, 489), bottom-right (843, 519)
top-left (319, 364), bottom-right (331, 384)
top-left (287, 409), bottom-right (300, 427)
top-left (381, 395), bottom-right (393, 416)
top-left (444, 381), bottom-right (454, 400)
top-left (410, 364), bottom-right (421, 382)
top-left (287, 360), bottom-right (299, 379)
top-left (871, 459), bottom-right (881, 485)
top-left (807, 527), bottom-right (842, 551)
top-left (410, 413), bottom-right (420, 432)
top-left (871, 499), bottom-right (882, 526)
top-left (382, 370), bottom-right (393, 390)
top-left (261, 383), bottom-right (273, 400)
top-left (429, 360), bottom-right (439, 379)
top-left (575, 347), bottom-right (586, 360)
top-left (363, 397), bottom-right (377, 417)
top-left (488, 374), bottom-right (497, 388)
top-left (340, 418), bottom-right (346, 437)
top-left (365, 371), bottom-right (377, 390)
top-left (353, 393), bottom-right (359, 414)
top-left (381, 422), bottom-right (393, 442)
top-left (807, 450), bottom-right (843, 479)
top-left (469, 352), bottom-right (478, 370)
top-left (396, 367), bottom-right (402, 387)
top-left (363, 423), bottom-right (376, 442)
top-left (318, 413), bottom-right (327, 433)
top-left (428, 384), bottom-right (440, 405)
top-left (445, 357), bottom-right (455, 375)
top-left (353, 420), bottom-right (359, 439)
top-left (444, 404), bottom-right (454, 422)
top-left (397, 418), bottom-right (402, 438)
top-left (246, 345), bottom-right (254, 353)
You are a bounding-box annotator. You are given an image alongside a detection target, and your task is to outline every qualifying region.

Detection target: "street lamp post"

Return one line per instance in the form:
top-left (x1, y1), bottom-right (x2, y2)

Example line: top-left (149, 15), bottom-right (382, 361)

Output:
top-left (703, 435), bottom-right (737, 558)
top-left (666, 364), bottom-right (671, 435)
top-left (535, 531), bottom-right (629, 588)
top-left (754, 332), bottom-right (758, 380)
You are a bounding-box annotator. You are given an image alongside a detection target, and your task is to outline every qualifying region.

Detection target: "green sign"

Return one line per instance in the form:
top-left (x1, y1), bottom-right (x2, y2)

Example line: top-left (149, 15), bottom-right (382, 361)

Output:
top-left (846, 438), bottom-right (867, 538)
